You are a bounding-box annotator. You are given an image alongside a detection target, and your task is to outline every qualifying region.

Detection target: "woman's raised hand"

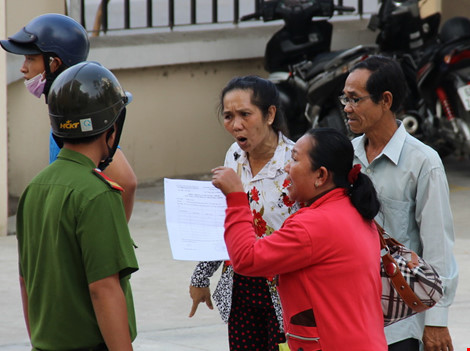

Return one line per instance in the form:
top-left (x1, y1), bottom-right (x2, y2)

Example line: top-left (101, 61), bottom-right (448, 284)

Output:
top-left (211, 167), bottom-right (244, 196)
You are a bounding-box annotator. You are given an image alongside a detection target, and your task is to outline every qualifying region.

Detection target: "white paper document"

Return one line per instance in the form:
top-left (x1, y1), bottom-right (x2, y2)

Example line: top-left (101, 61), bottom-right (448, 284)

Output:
top-left (164, 178), bottom-right (229, 261)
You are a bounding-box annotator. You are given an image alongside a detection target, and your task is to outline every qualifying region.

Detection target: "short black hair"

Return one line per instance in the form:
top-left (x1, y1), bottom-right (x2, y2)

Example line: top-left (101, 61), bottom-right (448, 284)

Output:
top-left (350, 55), bottom-right (409, 113)
top-left (60, 132), bottom-right (104, 145)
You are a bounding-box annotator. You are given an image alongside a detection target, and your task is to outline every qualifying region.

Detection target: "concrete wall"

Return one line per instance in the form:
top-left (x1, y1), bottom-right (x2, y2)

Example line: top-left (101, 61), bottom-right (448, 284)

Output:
top-left (1, 0), bottom-right (7, 235)
top-left (5, 0), bottom-right (64, 34)
top-left (420, 0), bottom-right (441, 18)
top-left (421, 0), bottom-right (470, 25)
top-left (441, 0), bottom-right (470, 22)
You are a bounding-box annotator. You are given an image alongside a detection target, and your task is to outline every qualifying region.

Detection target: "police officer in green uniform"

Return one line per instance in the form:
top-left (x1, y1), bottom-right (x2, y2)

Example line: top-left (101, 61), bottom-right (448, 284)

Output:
top-left (16, 61), bottom-right (138, 351)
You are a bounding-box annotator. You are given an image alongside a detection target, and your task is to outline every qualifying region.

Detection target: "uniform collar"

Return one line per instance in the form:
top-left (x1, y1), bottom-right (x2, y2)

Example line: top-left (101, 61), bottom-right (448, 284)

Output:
top-left (56, 148), bottom-right (97, 169)
top-left (356, 120), bottom-right (406, 166)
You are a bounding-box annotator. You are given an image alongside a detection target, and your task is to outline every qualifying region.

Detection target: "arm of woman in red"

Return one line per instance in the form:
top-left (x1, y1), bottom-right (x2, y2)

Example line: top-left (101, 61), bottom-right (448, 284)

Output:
top-left (224, 192), bottom-right (313, 277)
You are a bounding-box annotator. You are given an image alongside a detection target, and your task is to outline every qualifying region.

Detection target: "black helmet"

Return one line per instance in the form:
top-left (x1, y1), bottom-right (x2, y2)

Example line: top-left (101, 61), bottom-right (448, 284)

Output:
top-left (49, 61), bottom-right (132, 170)
top-left (439, 17), bottom-right (470, 44)
top-left (48, 61), bottom-right (132, 139)
top-left (0, 13), bottom-right (89, 67)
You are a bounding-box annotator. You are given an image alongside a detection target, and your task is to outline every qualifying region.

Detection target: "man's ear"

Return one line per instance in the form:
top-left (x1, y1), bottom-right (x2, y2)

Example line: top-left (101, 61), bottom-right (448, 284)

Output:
top-left (106, 124), bottom-right (117, 145)
top-left (49, 57), bottom-right (63, 73)
top-left (382, 91), bottom-right (393, 110)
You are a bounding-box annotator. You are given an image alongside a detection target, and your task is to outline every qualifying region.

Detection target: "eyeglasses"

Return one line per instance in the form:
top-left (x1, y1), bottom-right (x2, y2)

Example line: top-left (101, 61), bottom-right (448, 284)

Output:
top-left (338, 94), bottom-right (371, 107)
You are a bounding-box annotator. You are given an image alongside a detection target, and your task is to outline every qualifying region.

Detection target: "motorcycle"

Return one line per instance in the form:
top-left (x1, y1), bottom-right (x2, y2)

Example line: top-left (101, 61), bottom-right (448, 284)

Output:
top-left (368, 0), bottom-right (470, 158)
top-left (421, 22), bottom-right (470, 157)
top-left (241, 0), bottom-right (378, 140)
top-left (244, 0), bottom-right (470, 158)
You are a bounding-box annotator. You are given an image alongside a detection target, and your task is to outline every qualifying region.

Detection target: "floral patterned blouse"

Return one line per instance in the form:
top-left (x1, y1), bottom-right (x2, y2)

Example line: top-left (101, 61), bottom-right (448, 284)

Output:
top-left (190, 132), bottom-right (299, 328)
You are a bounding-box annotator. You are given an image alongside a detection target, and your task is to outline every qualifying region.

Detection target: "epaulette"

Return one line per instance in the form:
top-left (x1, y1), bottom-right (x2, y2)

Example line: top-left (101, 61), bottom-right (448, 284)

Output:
top-left (92, 168), bottom-right (124, 192)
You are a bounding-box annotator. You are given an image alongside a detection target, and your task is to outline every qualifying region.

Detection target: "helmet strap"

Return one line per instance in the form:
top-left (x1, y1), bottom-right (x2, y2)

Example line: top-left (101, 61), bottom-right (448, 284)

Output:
top-left (98, 108), bottom-right (126, 171)
top-left (42, 54), bottom-right (66, 102)
top-left (52, 133), bottom-right (64, 150)
top-left (42, 54), bottom-right (52, 75)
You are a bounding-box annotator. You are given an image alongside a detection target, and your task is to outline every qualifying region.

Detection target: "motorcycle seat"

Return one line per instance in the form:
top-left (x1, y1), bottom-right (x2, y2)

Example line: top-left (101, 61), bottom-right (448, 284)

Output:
top-left (300, 50), bottom-right (349, 80)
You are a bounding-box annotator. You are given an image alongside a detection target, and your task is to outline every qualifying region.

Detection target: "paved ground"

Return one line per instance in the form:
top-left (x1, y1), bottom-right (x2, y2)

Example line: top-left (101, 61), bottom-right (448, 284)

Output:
top-left (0, 155), bottom-right (469, 350)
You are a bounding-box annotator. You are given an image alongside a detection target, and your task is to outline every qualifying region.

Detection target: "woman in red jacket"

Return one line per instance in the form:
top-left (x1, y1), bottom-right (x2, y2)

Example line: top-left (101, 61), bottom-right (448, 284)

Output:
top-left (211, 128), bottom-right (387, 351)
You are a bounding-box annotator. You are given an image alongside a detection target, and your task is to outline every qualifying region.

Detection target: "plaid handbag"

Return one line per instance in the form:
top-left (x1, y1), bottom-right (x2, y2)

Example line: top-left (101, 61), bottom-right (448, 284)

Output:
top-left (376, 222), bottom-right (444, 326)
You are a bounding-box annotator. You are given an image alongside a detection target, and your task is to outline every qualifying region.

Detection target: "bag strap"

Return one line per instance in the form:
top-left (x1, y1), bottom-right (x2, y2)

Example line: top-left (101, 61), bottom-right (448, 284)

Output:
top-left (374, 221), bottom-right (429, 313)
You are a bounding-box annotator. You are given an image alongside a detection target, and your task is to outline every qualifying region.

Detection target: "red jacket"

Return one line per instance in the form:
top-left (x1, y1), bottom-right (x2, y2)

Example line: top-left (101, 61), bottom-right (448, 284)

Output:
top-left (224, 188), bottom-right (387, 351)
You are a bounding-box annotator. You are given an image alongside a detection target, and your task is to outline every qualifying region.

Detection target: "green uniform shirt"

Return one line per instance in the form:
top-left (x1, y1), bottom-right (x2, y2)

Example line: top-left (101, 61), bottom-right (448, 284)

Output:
top-left (16, 148), bottom-right (138, 350)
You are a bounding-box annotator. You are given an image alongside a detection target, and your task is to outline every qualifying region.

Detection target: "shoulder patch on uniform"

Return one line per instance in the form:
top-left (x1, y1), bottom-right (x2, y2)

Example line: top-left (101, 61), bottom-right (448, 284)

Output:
top-left (92, 168), bottom-right (124, 192)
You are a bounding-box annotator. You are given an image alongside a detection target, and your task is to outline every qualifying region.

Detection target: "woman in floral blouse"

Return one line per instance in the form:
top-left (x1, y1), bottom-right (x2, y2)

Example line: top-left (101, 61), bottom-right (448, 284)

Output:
top-left (189, 75), bottom-right (299, 350)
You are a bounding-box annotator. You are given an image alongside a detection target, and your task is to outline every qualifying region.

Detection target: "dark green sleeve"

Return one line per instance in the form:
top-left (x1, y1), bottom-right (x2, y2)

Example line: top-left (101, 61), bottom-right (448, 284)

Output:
top-left (77, 191), bottom-right (138, 284)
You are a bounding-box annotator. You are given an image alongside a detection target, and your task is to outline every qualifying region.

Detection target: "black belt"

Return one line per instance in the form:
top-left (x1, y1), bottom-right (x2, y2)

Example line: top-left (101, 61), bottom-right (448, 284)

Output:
top-left (37, 343), bottom-right (107, 351)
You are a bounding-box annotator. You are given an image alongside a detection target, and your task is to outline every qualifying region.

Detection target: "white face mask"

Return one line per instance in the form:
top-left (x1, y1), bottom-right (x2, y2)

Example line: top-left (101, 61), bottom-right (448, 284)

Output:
top-left (24, 72), bottom-right (46, 98)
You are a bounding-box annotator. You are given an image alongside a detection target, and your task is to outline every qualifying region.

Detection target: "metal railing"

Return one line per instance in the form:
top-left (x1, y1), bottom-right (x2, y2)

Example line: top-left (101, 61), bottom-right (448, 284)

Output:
top-left (69, 0), bottom-right (369, 35)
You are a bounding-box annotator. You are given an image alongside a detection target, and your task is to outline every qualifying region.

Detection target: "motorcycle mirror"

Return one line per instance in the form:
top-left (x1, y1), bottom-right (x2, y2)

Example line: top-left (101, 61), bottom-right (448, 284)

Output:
top-left (262, 1), bottom-right (279, 21)
top-left (240, 13), bottom-right (261, 21)
top-left (334, 6), bottom-right (355, 13)
top-left (391, 6), bottom-right (410, 16)
top-left (368, 14), bottom-right (380, 31)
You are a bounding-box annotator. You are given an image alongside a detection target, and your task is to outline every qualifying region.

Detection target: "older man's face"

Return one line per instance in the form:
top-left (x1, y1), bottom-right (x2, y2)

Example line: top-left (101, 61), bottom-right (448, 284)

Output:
top-left (342, 68), bottom-right (387, 135)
